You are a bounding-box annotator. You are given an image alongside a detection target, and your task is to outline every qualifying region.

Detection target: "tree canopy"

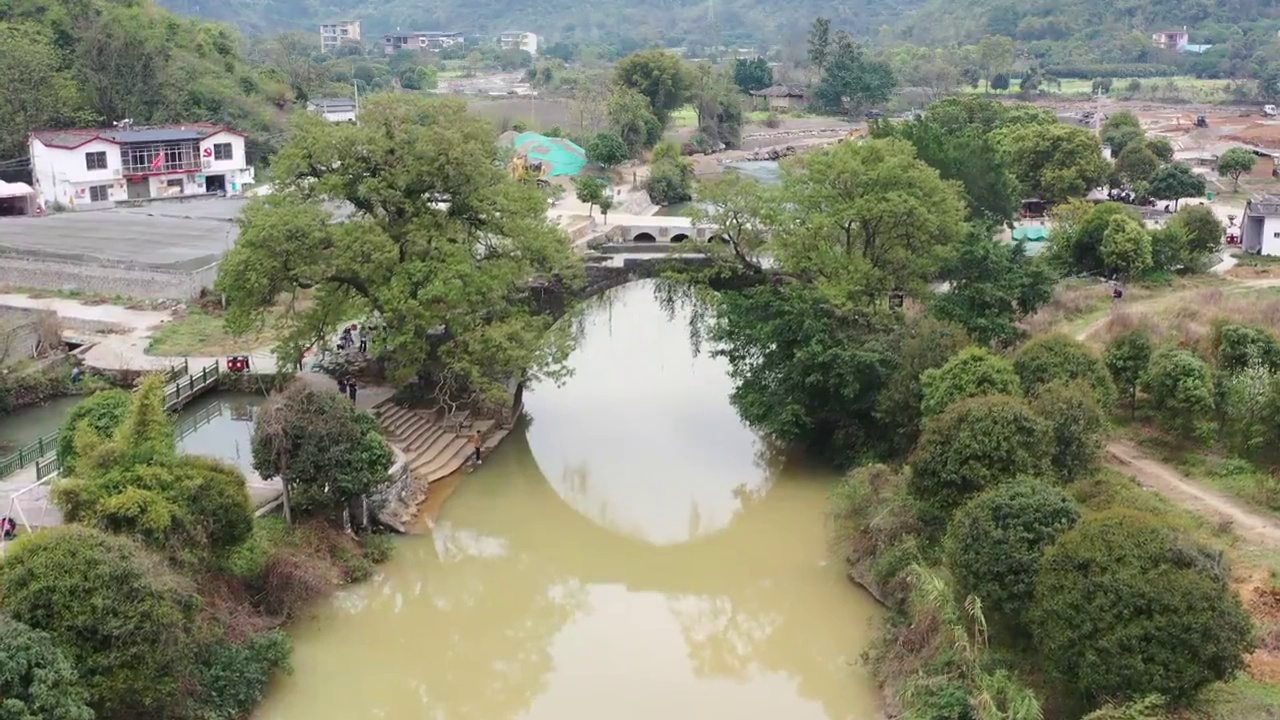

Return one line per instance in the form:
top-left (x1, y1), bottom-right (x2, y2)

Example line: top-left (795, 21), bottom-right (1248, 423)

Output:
top-left (0, 614), bottom-right (93, 720)
top-left (613, 49), bottom-right (690, 126)
top-left (217, 95), bottom-right (583, 402)
top-left (1030, 510), bottom-right (1253, 705)
top-left (995, 122), bottom-right (1109, 203)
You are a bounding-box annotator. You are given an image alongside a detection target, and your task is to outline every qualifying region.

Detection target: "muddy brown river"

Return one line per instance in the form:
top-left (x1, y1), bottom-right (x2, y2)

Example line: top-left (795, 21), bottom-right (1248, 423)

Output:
top-left (254, 281), bottom-right (882, 720)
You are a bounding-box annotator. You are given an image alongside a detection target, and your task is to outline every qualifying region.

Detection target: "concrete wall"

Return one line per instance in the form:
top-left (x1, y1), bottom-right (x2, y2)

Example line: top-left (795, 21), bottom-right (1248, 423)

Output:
top-left (0, 307), bottom-right (56, 365)
top-left (0, 256), bottom-right (220, 299)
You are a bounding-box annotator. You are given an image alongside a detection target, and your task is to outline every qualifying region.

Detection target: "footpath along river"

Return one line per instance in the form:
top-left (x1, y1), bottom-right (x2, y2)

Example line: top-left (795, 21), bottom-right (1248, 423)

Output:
top-left (254, 280), bottom-right (882, 720)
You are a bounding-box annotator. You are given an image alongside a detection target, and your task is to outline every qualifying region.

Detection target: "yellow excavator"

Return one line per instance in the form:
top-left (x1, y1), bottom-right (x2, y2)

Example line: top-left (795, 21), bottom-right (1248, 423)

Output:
top-left (509, 154), bottom-right (548, 184)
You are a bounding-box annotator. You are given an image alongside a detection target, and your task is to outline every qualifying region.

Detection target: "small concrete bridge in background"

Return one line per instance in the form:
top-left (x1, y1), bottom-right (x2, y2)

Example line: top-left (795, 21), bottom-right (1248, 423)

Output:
top-left (586, 214), bottom-right (730, 244)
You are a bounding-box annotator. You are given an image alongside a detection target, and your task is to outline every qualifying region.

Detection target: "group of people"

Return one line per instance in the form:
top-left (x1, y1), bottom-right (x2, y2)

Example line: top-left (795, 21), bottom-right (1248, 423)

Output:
top-left (337, 323), bottom-right (369, 354)
top-left (337, 375), bottom-right (359, 403)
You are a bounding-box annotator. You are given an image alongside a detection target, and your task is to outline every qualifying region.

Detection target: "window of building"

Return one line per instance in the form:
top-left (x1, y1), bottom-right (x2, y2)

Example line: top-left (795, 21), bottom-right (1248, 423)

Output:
top-left (88, 185), bottom-right (110, 202)
top-left (213, 143), bottom-right (233, 161)
top-left (85, 151), bottom-right (107, 171)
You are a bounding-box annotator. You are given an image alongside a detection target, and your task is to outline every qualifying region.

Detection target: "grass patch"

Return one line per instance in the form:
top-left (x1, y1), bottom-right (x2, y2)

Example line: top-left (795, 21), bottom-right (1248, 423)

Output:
top-left (1020, 275), bottom-right (1226, 339)
top-left (1092, 284), bottom-right (1280, 352)
top-left (1191, 676), bottom-right (1280, 720)
top-left (146, 307), bottom-right (271, 357)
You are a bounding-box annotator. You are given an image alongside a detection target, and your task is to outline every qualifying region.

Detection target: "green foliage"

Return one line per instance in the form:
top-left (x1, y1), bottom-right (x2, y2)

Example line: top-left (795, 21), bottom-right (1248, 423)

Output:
top-left (217, 96), bottom-right (583, 399)
top-left (252, 382), bottom-right (393, 516)
top-left (1104, 329), bottom-right (1153, 413)
top-left (830, 464), bottom-right (925, 609)
top-left (1146, 163), bottom-right (1207, 208)
top-left (877, 316), bottom-right (972, 456)
top-left (194, 630), bottom-right (292, 720)
top-left (574, 174), bottom-right (608, 214)
top-left (1049, 201), bottom-right (1134, 275)
top-left (688, 64), bottom-right (744, 149)
top-left (919, 347), bottom-right (1021, 417)
top-left (0, 526), bottom-right (202, 720)
top-left (775, 137), bottom-right (969, 300)
top-left (1217, 147), bottom-right (1258, 192)
top-left (875, 99), bottom-right (1023, 224)
top-left (1101, 214), bottom-right (1153, 279)
top-left (813, 34), bottom-right (896, 114)
top-left (931, 233), bottom-right (1054, 346)
top-left (1081, 696), bottom-right (1166, 720)
top-left (607, 86), bottom-right (662, 154)
top-left (944, 479), bottom-right (1080, 633)
top-left (712, 283), bottom-right (895, 464)
top-left (1101, 111), bottom-right (1143, 156)
top-left (1142, 347), bottom-right (1216, 439)
top-left (585, 131), bottom-right (629, 169)
top-left (732, 56), bottom-right (773, 92)
top-left (1012, 333), bottom-right (1117, 407)
top-left (908, 395), bottom-right (1053, 527)
top-left (360, 533), bottom-right (395, 564)
top-left (0, 22), bottom-right (90, 162)
top-left (996, 122), bottom-right (1109, 203)
top-left (53, 377), bottom-right (254, 563)
top-left (1213, 323), bottom-right (1280, 373)
top-left (1112, 142), bottom-right (1160, 189)
top-left (1218, 362), bottom-right (1280, 458)
top-left (1030, 510), bottom-right (1253, 705)
top-left (645, 154), bottom-right (694, 205)
top-left (613, 49), bottom-right (690, 126)
top-left (1031, 380), bottom-right (1108, 481)
top-left (0, 613), bottom-right (93, 720)
top-left (57, 388), bottom-right (131, 475)
top-left (1169, 204), bottom-right (1224, 261)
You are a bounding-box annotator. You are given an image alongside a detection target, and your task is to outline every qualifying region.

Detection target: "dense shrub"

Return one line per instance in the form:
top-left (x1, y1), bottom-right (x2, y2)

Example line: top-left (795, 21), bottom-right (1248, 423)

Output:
top-left (1104, 329), bottom-right (1153, 413)
top-left (0, 526), bottom-right (202, 720)
top-left (195, 629), bottom-right (292, 720)
top-left (1030, 510), bottom-right (1253, 705)
top-left (54, 378), bottom-right (253, 563)
top-left (1213, 323), bottom-right (1280, 373)
top-left (908, 395), bottom-right (1053, 528)
top-left (56, 388), bottom-right (131, 474)
top-left (1142, 348), bottom-right (1215, 439)
top-left (1012, 333), bottom-right (1116, 407)
top-left (1218, 362), bottom-right (1280, 458)
top-left (876, 316), bottom-right (972, 456)
top-left (252, 382), bottom-right (394, 517)
top-left (944, 480), bottom-right (1079, 634)
top-left (1030, 380), bottom-right (1107, 481)
top-left (0, 613), bottom-right (94, 720)
top-left (919, 347), bottom-right (1020, 417)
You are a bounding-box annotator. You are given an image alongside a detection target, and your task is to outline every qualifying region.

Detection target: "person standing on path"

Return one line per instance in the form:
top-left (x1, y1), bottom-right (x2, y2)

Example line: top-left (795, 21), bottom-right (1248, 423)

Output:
top-left (337, 375), bottom-right (348, 396)
top-left (359, 326), bottom-right (368, 354)
top-left (347, 377), bottom-right (358, 404)
top-left (471, 432), bottom-right (482, 465)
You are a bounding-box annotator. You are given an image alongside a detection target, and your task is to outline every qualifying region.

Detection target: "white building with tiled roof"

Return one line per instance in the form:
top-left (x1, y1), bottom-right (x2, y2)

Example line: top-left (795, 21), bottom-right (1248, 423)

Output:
top-left (28, 123), bottom-right (254, 211)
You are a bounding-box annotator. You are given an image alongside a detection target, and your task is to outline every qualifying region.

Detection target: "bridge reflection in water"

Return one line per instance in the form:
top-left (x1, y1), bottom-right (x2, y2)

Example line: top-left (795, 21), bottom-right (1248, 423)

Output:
top-left (253, 281), bottom-right (882, 720)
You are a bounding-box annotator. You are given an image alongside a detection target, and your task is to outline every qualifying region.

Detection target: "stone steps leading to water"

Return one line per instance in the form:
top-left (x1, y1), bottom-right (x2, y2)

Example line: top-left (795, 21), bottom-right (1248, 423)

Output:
top-left (373, 400), bottom-right (500, 485)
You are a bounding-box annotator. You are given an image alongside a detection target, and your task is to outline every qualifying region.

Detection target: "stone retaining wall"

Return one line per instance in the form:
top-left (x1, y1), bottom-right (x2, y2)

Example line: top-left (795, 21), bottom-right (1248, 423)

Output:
top-left (0, 256), bottom-right (220, 300)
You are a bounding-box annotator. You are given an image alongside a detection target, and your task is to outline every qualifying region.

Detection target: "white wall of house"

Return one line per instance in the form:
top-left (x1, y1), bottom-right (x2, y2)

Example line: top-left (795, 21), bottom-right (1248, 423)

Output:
top-left (1260, 216), bottom-right (1280, 256)
top-left (500, 32), bottom-right (538, 55)
top-left (29, 138), bottom-right (127, 209)
top-left (30, 131), bottom-right (254, 210)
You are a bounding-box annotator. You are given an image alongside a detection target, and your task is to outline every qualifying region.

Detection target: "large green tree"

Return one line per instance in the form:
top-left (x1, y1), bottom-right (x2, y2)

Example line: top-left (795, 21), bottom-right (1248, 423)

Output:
top-left (607, 86), bottom-right (662, 155)
top-left (0, 614), bottom-right (93, 720)
top-left (1142, 347), bottom-right (1215, 439)
top-left (876, 316), bottom-right (972, 456)
top-left (1146, 163), bottom-right (1207, 210)
top-left (996, 122), bottom-right (1109, 203)
top-left (1030, 510), bottom-right (1253, 706)
top-left (252, 381), bottom-right (394, 516)
top-left (1216, 147), bottom-right (1257, 192)
top-left (931, 233), bottom-right (1053, 345)
top-left (813, 34), bottom-right (895, 114)
top-left (732, 56), bottom-right (773, 92)
top-left (1012, 333), bottom-right (1117, 406)
top-left (613, 49), bottom-right (690, 126)
top-left (217, 96), bottom-right (583, 402)
top-left (1169, 204), bottom-right (1225, 261)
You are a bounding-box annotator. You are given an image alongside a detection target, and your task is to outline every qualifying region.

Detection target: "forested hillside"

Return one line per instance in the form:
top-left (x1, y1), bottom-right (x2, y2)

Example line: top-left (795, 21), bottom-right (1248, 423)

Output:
top-left (158, 0), bottom-right (1280, 52)
top-left (0, 0), bottom-right (289, 164)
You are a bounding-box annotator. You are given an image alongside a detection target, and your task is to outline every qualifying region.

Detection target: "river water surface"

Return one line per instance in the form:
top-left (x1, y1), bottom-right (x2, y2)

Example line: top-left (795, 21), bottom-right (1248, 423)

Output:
top-left (254, 281), bottom-right (882, 720)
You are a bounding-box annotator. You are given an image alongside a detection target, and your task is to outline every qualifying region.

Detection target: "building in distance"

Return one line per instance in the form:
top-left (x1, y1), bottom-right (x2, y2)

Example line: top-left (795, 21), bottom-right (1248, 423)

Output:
top-left (321, 20), bottom-right (361, 53)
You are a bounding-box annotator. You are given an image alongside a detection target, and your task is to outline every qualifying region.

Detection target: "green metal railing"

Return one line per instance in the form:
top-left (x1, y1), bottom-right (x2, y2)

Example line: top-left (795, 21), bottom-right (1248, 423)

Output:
top-left (2, 360), bottom-right (221, 482)
top-left (0, 431), bottom-right (58, 478)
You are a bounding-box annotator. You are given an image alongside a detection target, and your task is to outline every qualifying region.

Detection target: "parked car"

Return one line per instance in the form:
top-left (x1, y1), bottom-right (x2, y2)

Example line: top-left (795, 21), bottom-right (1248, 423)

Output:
top-left (864, 109), bottom-right (884, 119)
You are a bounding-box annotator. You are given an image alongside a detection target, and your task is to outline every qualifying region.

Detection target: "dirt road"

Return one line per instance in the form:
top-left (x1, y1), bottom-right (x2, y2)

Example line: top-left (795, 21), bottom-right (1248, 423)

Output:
top-left (1106, 441), bottom-right (1280, 548)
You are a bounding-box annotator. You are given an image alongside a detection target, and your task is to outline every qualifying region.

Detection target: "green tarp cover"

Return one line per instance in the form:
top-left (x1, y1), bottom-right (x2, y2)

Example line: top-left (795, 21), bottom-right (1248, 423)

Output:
top-left (1012, 226), bottom-right (1050, 241)
top-left (512, 132), bottom-right (587, 177)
